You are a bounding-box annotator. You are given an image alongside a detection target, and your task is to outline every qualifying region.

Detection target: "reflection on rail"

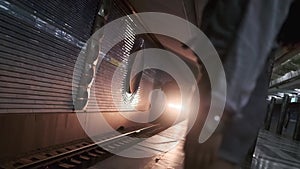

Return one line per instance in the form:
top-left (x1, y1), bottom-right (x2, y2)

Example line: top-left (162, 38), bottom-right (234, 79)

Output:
top-left (5, 125), bottom-right (163, 169)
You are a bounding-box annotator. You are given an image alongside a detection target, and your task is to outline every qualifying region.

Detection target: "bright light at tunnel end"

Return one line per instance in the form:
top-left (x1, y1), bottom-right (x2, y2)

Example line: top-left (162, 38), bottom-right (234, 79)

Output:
top-left (168, 103), bottom-right (183, 111)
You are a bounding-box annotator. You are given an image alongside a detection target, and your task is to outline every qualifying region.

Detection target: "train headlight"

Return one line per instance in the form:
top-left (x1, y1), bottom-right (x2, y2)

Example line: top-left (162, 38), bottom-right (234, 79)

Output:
top-left (167, 103), bottom-right (182, 111)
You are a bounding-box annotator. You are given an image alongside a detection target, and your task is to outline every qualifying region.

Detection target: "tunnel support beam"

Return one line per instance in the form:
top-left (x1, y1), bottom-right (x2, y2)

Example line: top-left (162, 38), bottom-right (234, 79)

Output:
top-left (276, 95), bottom-right (289, 135)
top-left (293, 113), bottom-right (300, 141)
top-left (264, 97), bottom-right (276, 130)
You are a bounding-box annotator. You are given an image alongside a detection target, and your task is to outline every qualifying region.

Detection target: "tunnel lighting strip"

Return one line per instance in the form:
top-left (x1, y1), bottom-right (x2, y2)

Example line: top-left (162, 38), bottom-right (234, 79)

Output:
top-left (15, 125), bottom-right (158, 169)
top-left (0, 0), bottom-right (86, 48)
top-left (270, 69), bottom-right (300, 87)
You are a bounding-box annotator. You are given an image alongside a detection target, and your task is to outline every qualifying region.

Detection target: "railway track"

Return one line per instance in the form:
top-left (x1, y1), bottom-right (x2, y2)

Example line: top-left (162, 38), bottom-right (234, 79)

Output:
top-left (1, 124), bottom-right (164, 169)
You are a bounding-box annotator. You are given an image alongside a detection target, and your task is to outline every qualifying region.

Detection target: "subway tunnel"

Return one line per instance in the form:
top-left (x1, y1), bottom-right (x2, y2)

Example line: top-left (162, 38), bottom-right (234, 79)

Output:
top-left (0, 0), bottom-right (300, 169)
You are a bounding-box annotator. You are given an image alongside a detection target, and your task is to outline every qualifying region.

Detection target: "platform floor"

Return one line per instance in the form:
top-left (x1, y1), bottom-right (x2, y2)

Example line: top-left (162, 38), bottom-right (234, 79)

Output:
top-left (89, 121), bottom-right (186, 169)
top-left (251, 129), bottom-right (300, 169)
top-left (90, 121), bottom-right (300, 169)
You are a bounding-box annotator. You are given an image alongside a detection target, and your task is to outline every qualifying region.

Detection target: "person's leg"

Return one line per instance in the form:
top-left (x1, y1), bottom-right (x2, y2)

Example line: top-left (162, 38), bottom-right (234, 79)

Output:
top-left (184, 67), bottom-right (212, 169)
top-left (217, 0), bottom-right (293, 164)
top-left (218, 62), bottom-right (269, 165)
top-left (184, 0), bottom-right (293, 168)
top-left (184, 1), bottom-right (251, 168)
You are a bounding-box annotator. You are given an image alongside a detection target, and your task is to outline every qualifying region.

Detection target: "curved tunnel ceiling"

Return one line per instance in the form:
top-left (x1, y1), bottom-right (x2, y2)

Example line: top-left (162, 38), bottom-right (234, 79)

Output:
top-left (128, 0), bottom-right (199, 63)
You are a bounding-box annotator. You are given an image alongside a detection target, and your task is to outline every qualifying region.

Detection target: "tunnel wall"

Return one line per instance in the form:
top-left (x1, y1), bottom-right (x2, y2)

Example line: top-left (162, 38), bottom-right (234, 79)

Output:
top-left (0, 0), bottom-right (158, 161)
top-left (0, 0), bottom-right (100, 160)
top-left (0, 0), bottom-right (99, 113)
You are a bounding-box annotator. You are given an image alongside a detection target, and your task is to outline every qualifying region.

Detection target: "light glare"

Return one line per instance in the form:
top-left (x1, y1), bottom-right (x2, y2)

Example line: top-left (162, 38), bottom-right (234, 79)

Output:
top-left (168, 103), bottom-right (182, 111)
